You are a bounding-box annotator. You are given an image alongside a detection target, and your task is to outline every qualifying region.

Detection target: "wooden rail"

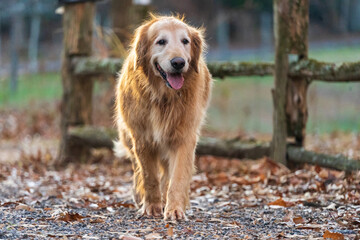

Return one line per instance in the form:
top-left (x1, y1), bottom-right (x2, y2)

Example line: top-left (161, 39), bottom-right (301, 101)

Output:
top-left (72, 57), bottom-right (360, 82)
top-left (287, 146), bottom-right (360, 172)
top-left (289, 59), bottom-right (360, 82)
top-left (72, 57), bottom-right (274, 78)
top-left (67, 126), bottom-right (360, 172)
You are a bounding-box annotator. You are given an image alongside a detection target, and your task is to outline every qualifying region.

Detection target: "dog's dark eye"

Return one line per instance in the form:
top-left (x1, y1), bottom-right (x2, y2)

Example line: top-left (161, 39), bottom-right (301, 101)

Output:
top-left (182, 39), bottom-right (189, 45)
top-left (156, 39), bottom-right (167, 45)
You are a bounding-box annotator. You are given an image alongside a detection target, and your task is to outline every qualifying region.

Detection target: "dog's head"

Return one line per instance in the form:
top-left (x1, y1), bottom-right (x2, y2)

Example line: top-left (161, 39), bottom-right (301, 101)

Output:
top-left (132, 15), bottom-right (205, 90)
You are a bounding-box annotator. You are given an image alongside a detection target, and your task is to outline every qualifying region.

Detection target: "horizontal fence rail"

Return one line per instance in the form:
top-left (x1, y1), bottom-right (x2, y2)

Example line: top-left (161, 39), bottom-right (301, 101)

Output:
top-left (206, 61), bottom-right (274, 78)
top-left (72, 57), bottom-right (124, 76)
top-left (289, 59), bottom-right (360, 82)
top-left (67, 125), bottom-right (360, 172)
top-left (71, 57), bottom-right (274, 78)
top-left (72, 57), bottom-right (360, 82)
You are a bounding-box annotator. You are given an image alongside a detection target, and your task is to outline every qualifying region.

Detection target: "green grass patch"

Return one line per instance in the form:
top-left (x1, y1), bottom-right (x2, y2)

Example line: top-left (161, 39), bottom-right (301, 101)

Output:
top-left (208, 75), bottom-right (360, 134)
top-left (309, 46), bottom-right (360, 63)
top-left (0, 72), bottom-right (62, 108)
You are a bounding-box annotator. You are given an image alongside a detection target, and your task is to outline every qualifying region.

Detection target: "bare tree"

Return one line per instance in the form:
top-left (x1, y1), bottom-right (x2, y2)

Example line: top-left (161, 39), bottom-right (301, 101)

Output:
top-left (28, 0), bottom-right (41, 72)
top-left (10, 1), bottom-right (25, 93)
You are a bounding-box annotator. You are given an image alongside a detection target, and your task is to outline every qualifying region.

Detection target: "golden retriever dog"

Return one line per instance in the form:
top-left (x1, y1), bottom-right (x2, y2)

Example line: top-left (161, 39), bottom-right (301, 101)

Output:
top-left (114, 15), bottom-right (212, 220)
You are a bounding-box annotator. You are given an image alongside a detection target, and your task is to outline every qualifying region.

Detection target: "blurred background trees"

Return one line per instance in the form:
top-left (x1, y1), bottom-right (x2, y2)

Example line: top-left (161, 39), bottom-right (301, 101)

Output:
top-left (0, 0), bottom-right (359, 136)
top-left (0, 0), bottom-right (359, 74)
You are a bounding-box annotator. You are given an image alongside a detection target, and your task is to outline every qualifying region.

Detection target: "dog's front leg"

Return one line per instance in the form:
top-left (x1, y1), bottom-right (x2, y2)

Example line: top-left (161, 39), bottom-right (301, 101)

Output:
top-left (164, 141), bottom-right (195, 220)
top-left (133, 143), bottom-right (163, 217)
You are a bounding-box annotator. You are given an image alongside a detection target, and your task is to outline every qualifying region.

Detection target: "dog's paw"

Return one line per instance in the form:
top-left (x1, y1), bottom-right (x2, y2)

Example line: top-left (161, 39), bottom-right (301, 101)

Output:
top-left (164, 206), bottom-right (187, 221)
top-left (142, 202), bottom-right (163, 217)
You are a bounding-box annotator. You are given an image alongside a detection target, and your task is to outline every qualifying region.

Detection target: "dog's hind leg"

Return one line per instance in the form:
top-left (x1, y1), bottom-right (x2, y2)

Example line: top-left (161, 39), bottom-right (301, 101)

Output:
top-left (116, 130), bottom-right (145, 208)
top-left (131, 159), bottom-right (145, 208)
top-left (160, 159), bottom-right (169, 208)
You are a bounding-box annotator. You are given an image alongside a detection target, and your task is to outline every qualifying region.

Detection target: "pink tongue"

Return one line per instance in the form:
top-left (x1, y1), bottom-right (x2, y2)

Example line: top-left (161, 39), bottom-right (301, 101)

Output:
top-left (167, 73), bottom-right (184, 90)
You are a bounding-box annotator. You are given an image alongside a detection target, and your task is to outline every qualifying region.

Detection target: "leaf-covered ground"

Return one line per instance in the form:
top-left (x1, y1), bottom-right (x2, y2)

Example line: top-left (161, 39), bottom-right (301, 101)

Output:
top-left (1, 105), bottom-right (360, 239)
top-left (1, 150), bottom-right (360, 239)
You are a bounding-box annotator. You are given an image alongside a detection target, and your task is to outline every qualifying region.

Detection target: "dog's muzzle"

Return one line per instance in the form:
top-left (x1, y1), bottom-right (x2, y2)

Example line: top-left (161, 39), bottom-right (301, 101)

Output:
top-left (155, 62), bottom-right (184, 90)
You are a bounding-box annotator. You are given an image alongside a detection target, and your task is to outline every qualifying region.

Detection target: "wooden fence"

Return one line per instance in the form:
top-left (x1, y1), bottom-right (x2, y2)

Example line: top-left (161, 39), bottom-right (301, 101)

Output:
top-left (56, 0), bottom-right (360, 171)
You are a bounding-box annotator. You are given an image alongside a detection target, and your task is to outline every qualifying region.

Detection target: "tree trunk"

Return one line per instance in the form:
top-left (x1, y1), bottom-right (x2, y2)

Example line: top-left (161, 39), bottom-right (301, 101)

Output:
top-left (110, 0), bottom-right (132, 49)
top-left (10, 8), bottom-right (22, 93)
top-left (349, 0), bottom-right (360, 32)
top-left (339, 0), bottom-right (350, 33)
top-left (28, 0), bottom-right (41, 73)
top-left (259, 11), bottom-right (272, 55)
top-left (216, 10), bottom-right (230, 60)
top-left (0, 13), bottom-right (2, 67)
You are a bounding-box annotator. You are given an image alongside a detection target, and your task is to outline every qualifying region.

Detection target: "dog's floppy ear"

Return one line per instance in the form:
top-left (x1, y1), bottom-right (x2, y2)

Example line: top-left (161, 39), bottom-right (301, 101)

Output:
top-left (190, 28), bottom-right (205, 73)
top-left (132, 24), bottom-right (149, 70)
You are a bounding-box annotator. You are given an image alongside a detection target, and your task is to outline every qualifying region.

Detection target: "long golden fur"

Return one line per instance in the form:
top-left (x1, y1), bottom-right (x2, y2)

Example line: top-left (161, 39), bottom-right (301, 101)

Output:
top-left (114, 15), bottom-right (212, 220)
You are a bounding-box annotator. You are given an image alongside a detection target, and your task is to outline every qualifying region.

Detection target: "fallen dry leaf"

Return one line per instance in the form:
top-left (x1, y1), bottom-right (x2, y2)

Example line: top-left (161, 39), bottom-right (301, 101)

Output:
top-left (211, 172), bottom-right (229, 184)
top-left (112, 202), bottom-right (135, 209)
top-left (120, 235), bottom-right (142, 240)
top-left (1, 201), bottom-right (19, 207)
top-left (15, 203), bottom-right (34, 211)
top-left (293, 216), bottom-right (305, 224)
top-left (267, 198), bottom-right (294, 207)
top-left (90, 218), bottom-right (105, 223)
top-left (230, 174), bottom-right (264, 185)
top-left (329, 170), bottom-right (345, 179)
top-left (167, 227), bottom-right (174, 237)
top-left (318, 169), bottom-right (329, 179)
top-left (144, 232), bottom-right (162, 239)
top-left (57, 212), bottom-right (88, 222)
top-left (323, 230), bottom-right (345, 240)
top-left (296, 224), bottom-right (323, 230)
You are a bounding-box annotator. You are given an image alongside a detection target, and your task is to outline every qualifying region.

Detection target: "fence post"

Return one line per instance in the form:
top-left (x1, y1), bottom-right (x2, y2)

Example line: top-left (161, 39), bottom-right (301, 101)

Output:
top-left (272, 0), bottom-right (309, 165)
top-left (286, 0), bottom-right (309, 146)
top-left (271, 0), bottom-right (290, 165)
top-left (56, 0), bottom-right (95, 166)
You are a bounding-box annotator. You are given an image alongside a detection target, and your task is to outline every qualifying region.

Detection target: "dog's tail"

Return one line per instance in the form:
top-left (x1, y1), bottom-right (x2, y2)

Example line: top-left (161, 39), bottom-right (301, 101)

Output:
top-left (113, 140), bottom-right (128, 159)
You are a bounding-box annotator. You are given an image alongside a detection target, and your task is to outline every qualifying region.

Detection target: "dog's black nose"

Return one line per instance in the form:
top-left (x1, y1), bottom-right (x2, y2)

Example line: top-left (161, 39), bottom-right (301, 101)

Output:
top-left (170, 57), bottom-right (185, 70)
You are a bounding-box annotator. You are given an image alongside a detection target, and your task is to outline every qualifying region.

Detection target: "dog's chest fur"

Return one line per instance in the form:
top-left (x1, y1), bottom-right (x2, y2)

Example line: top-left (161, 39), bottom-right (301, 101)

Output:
top-left (149, 92), bottom-right (194, 146)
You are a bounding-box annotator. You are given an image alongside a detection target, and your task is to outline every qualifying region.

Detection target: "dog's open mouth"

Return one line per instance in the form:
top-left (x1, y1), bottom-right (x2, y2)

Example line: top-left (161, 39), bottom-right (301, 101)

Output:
top-left (155, 62), bottom-right (184, 90)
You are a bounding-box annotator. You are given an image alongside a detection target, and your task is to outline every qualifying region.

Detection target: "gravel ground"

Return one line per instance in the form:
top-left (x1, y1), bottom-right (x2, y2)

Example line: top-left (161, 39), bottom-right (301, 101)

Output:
top-left (0, 155), bottom-right (359, 239)
top-left (2, 198), bottom-right (357, 239)
top-left (1, 193), bottom-right (359, 239)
